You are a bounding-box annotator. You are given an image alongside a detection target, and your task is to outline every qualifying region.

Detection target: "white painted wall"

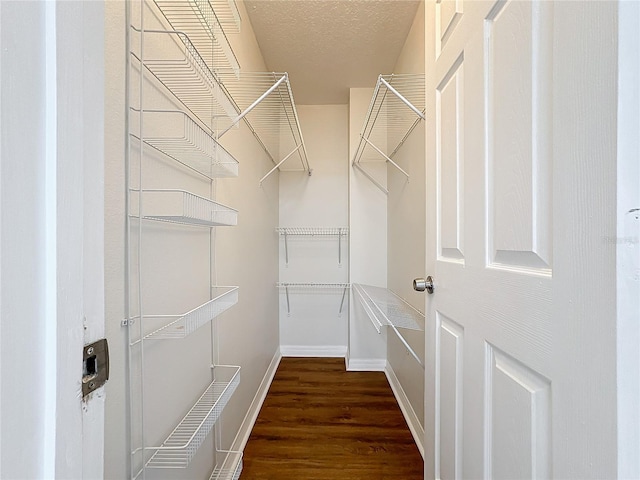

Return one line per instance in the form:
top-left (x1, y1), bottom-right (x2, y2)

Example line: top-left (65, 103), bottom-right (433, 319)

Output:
top-left (386, 0), bottom-right (425, 429)
top-left (278, 105), bottom-right (349, 354)
top-left (104, 0), bottom-right (279, 476)
top-left (348, 87), bottom-right (388, 368)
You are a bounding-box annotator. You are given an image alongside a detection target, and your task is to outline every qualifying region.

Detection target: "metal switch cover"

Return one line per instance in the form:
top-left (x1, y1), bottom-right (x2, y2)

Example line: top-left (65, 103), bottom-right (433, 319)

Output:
top-left (82, 338), bottom-right (109, 398)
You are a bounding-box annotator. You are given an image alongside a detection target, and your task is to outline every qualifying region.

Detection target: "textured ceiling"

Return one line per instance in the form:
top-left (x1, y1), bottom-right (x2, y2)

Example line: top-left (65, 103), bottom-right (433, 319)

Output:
top-left (243, 0), bottom-right (421, 105)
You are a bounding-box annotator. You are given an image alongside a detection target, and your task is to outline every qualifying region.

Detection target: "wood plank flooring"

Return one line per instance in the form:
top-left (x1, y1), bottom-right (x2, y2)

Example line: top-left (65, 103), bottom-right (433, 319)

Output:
top-left (240, 357), bottom-right (423, 480)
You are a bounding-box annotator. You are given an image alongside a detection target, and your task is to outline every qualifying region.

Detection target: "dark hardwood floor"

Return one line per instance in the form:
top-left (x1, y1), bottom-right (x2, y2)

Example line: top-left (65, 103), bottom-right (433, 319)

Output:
top-left (240, 357), bottom-right (423, 480)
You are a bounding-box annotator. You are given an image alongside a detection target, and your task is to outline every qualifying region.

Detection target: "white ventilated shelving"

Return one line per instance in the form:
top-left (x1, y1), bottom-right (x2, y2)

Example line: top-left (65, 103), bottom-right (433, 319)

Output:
top-left (146, 365), bottom-right (240, 469)
top-left (153, 0), bottom-right (240, 76)
top-left (209, 451), bottom-right (243, 480)
top-left (141, 286), bottom-right (239, 341)
top-left (352, 283), bottom-right (424, 366)
top-left (131, 189), bottom-right (238, 227)
top-left (218, 72), bottom-right (310, 184)
top-left (276, 227), bottom-right (348, 236)
top-left (130, 27), bottom-right (238, 132)
top-left (131, 110), bottom-right (238, 179)
top-left (208, 0), bottom-right (241, 33)
top-left (277, 283), bottom-right (350, 316)
top-left (276, 227), bottom-right (348, 265)
top-left (351, 74), bottom-right (425, 194)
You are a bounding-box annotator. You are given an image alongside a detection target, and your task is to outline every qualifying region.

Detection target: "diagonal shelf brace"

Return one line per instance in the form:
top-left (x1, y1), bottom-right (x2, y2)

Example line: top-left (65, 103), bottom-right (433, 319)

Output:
top-left (338, 285), bottom-right (348, 316)
top-left (353, 163), bottom-right (389, 195)
top-left (379, 76), bottom-right (426, 120)
top-left (361, 135), bottom-right (410, 180)
top-left (219, 74), bottom-right (288, 138)
top-left (285, 285), bottom-right (291, 315)
top-left (259, 144), bottom-right (303, 186)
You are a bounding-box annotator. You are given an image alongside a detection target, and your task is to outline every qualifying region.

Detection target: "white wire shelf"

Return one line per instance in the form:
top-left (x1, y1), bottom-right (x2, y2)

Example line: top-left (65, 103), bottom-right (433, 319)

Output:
top-left (276, 227), bottom-right (349, 265)
top-left (146, 365), bottom-right (240, 469)
top-left (153, 0), bottom-right (240, 76)
top-left (131, 190), bottom-right (238, 227)
top-left (218, 72), bottom-right (310, 184)
top-left (141, 286), bottom-right (239, 340)
top-left (277, 282), bottom-right (350, 289)
top-left (209, 450), bottom-right (243, 480)
top-left (352, 283), bottom-right (424, 366)
top-left (131, 110), bottom-right (238, 179)
top-left (276, 227), bottom-right (349, 236)
top-left (208, 0), bottom-right (241, 34)
top-left (352, 74), bottom-right (425, 194)
top-left (131, 27), bottom-right (238, 132)
top-left (277, 283), bottom-right (350, 316)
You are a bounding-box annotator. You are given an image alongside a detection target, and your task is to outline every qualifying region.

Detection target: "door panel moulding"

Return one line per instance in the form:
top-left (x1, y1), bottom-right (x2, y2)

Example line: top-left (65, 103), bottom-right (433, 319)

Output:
top-left (351, 74), bottom-right (425, 194)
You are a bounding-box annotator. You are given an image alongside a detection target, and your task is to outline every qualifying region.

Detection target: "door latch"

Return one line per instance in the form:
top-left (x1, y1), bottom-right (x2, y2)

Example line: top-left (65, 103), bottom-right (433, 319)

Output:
top-left (82, 338), bottom-right (109, 398)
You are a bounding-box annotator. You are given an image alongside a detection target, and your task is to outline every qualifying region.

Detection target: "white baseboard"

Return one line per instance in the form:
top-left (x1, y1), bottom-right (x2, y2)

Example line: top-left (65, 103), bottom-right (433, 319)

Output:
top-left (230, 347), bottom-right (282, 452)
top-left (280, 345), bottom-right (347, 357)
top-left (385, 364), bottom-right (425, 458)
top-left (346, 358), bottom-right (387, 371)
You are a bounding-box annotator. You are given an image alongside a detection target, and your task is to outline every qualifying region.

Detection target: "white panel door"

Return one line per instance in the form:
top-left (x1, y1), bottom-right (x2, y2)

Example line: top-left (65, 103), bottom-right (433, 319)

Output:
top-left (424, 1), bottom-right (619, 479)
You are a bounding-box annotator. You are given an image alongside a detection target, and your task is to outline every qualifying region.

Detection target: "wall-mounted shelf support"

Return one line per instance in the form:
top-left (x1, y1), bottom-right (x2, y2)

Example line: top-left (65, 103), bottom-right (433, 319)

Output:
top-left (360, 135), bottom-right (410, 180)
top-left (259, 144), bottom-right (303, 186)
top-left (277, 283), bottom-right (350, 316)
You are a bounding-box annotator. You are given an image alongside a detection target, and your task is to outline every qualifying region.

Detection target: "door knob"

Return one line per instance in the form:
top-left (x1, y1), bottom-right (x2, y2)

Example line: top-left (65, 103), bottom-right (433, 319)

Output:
top-left (413, 276), bottom-right (434, 294)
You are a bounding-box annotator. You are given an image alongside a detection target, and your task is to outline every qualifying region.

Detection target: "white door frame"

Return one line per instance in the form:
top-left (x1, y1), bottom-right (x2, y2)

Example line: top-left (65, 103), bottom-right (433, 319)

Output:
top-left (616, 0), bottom-right (640, 477)
top-left (0, 1), bottom-right (105, 478)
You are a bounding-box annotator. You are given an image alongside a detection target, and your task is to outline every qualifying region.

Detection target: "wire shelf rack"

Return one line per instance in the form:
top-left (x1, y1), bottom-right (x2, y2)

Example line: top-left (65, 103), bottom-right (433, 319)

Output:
top-left (276, 227), bottom-right (349, 265)
top-left (352, 74), bottom-right (425, 193)
top-left (141, 286), bottom-right (239, 340)
top-left (153, 0), bottom-right (240, 76)
top-left (131, 189), bottom-right (238, 227)
top-left (209, 450), bottom-right (243, 480)
top-left (218, 72), bottom-right (310, 183)
top-left (352, 283), bottom-right (424, 365)
top-left (146, 365), bottom-right (240, 469)
top-left (276, 227), bottom-right (349, 236)
top-left (276, 282), bottom-right (351, 289)
top-left (131, 110), bottom-right (238, 179)
top-left (352, 283), bottom-right (424, 331)
top-left (131, 27), bottom-right (238, 132)
top-left (208, 0), bottom-right (241, 34)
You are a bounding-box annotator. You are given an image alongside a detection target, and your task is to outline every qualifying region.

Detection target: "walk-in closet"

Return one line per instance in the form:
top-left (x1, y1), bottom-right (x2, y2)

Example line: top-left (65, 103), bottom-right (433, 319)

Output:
top-left (106, 0), bottom-right (426, 478)
top-left (1, 1), bottom-right (632, 479)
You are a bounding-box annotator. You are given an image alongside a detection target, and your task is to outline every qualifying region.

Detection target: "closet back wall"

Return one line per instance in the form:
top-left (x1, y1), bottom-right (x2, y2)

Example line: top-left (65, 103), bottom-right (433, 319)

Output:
top-left (278, 105), bottom-right (349, 355)
top-left (104, 1), bottom-right (280, 476)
